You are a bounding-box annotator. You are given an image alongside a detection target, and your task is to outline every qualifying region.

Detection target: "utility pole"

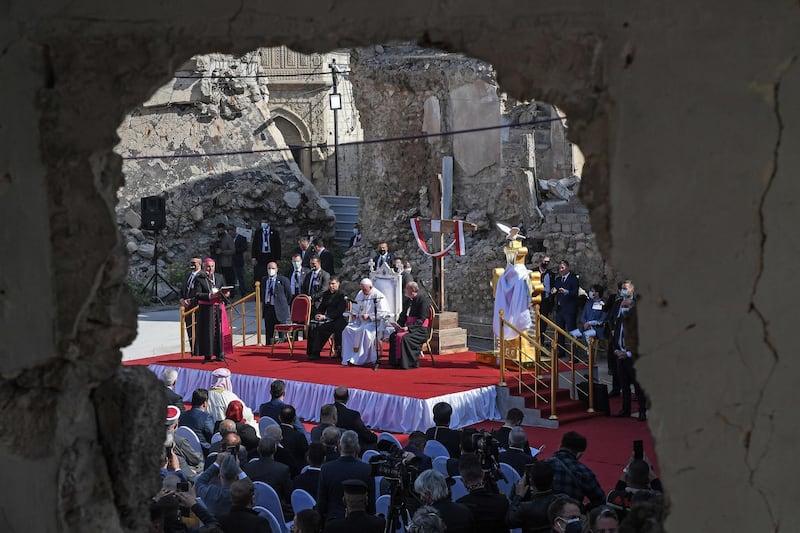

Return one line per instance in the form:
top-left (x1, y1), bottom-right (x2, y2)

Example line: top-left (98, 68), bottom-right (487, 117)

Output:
top-left (329, 59), bottom-right (341, 196)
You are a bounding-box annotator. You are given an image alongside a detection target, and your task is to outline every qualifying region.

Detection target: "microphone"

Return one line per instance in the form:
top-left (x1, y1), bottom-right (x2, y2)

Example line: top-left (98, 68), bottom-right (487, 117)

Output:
top-left (372, 296), bottom-right (383, 300)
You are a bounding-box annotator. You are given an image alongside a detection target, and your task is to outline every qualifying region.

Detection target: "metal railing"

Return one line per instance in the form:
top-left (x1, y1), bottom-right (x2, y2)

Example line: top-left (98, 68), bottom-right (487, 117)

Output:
top-left (180, 281), bottom-right (262, 358)
top-left (498, 308), bottom-right (596, 420)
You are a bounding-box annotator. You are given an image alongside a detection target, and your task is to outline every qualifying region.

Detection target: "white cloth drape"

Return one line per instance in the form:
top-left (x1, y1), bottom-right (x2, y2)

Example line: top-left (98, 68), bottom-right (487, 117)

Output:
top-left (493, 264), bottom-right (532, 340)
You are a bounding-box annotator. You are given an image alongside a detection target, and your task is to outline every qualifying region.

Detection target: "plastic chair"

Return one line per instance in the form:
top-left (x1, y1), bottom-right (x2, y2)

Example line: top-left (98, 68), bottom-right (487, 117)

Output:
top-left (175, 426), bottom-right (202, 456)
top-left (432, 456), bottom-right (449, 476)
top-left (450, 475), bottom-right (468, 501)
top-left (259, 415), bottom-right (279, 436)
top-left (253, 481), bottom-right (288, 533)
top-left (378, 432), bottom-right (402, 450)
top-left (423, 439), bottom-right (450, 459)
top-left (210, 432), bottom-right (222, 444)
top-left (498, 462), bottom-right (521, 497)
top-left (291, 489), bottom-right (316, 514)
top-left (272, 294), bottom-right (312, 357)
top-left (253, 506), bottom-right (285, 533)
top-left (376, 494), bottom-right (391, 519)
top-left (361, 449), bottom-right (381, 464)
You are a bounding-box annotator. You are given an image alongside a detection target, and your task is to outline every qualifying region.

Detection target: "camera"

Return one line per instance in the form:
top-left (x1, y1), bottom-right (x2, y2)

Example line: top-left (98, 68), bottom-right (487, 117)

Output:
top-left (226, 445), bottom-right (239, 455)
top-left (633, 439), bottom-right (644, 460)
top-left (369, 444), bottom-right (412, 481)
top-left (176, 481), bottom-right (189, 493)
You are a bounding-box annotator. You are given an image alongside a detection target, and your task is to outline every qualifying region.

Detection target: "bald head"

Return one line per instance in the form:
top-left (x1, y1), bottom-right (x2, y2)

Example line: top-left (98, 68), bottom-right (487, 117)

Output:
top-left (219, 419), bottom-right (237, 435)
top-left (265, 424), bottom-right (283, 441)
top-left (334, 386), bottom-right (349, 403)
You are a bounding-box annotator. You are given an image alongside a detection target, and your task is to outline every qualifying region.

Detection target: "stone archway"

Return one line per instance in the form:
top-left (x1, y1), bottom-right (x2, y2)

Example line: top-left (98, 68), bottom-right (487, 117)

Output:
top-left (3, 2), bottom-right (797, 532)
top-left (272, 110), bottom-right (313, 178)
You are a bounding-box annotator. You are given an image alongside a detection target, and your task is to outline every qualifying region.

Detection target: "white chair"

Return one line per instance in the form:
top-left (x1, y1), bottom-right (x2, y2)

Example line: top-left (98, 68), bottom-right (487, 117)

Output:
top-left (259, 416), bottom-right (278, 436)
top-left (378, 432), bottom-right (403, 450)
top-left (498, 462), bottom-right (521, 498)
top-left (375, 494), bottom-right (391, 519)
top-left (210, 432), bottom-right (222, 444)
top-left (432, 456), bottom-right (449, 476)
top-left (291, 489), bottom-right (316, 515)
top-left (450, 475), bottom-right (468, 501)
top-left (362, 449), bottom-right (381, 464)
top-left (254, 481), bottom-right (289, 533)
top-left (423, 439), bottom-right (450, 459)
top-left (175, 426), bottom-right (203, 456)
top-left (253, 506), bottom-right (285, 533)
top-left (374, 475), bottom-right (385, 497)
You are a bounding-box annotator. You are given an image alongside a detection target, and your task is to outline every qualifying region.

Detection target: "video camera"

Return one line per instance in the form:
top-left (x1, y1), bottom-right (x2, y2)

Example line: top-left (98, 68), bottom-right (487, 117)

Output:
top-left (369, 442), bottom-right (417, 484)
top-left (471, 430), bottom-right (506, 490)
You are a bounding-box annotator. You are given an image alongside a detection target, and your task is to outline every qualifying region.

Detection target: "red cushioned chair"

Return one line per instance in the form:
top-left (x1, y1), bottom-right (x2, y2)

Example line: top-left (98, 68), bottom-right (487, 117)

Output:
top-left (272, 295), bottom-right (311, 357)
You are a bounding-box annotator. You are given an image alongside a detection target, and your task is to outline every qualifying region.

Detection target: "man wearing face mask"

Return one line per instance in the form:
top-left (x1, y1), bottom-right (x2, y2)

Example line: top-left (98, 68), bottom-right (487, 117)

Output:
top-left (302, 257), bottom-right (331, 314)
top-left (349, 223), bottom-right (362, 248)
top-left (251, 216), bottom-right (281, 282)
top-left (612, 281), bottom-right (647, 420)
top-left (400, 259), bottom-right (414, 290)
top-left (536, 255), bottom-right (555, 347)
top-left (262, 261), bottom-right (291, 346)
top-left (569, 284), bottom-right (608, 350)
top-left (292, 237), bottom-right (316, 269)
top-left (372, 242), bottom-right (394, 270)
top-left (285, 253), bottom-right (309, 303)
top-left (606, 280), bottom-right (631, 397)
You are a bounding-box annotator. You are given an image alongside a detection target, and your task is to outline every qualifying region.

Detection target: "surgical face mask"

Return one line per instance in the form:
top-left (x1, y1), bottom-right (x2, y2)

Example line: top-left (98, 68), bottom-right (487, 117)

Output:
top-left (542, 261), bottom-right (550, 268)
top-left (404, 267), bottom-right (412, 273)
top-left (267, 268), bottom-right (277, 276)
top-left (394, 263), bottom-right (403, 271)
top-left (293, 261), bottom-right (301, 269)
top-left (620, 288), bottom-right (631, 298)
top-left (588, 290), bottom-right (596, 299)
top-left (353, 228), bottom-right (359, 235)
top-left (261, 222), bottom-right (269, 230)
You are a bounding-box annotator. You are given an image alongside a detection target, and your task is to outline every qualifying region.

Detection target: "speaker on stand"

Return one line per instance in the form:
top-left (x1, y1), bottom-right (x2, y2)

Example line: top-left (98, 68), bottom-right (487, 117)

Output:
top-left (139, 196), bottom-right (178, 304)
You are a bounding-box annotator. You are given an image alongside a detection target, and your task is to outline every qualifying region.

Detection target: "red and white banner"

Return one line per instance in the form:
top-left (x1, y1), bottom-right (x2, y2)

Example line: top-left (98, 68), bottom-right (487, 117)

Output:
top-left (411, 218), bottom-right (467, 258)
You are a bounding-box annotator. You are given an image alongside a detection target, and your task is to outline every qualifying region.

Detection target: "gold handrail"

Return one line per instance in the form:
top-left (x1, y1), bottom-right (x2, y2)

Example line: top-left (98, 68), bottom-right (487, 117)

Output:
top-left (179, 281), bottom-right (262, 357)
top-left (538, 313), bottom-right (595, 412)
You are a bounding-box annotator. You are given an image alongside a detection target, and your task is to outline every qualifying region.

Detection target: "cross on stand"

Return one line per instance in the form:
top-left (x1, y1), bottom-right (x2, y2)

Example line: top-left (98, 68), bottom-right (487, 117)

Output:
top-left (411, 173), bottom-right (476, 354)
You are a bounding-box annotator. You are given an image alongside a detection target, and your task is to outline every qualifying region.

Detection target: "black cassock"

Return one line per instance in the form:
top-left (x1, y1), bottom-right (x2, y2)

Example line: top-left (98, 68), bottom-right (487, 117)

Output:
top-left (388, 292), bottom-right (431, 369)
top-left (192, 272), bottom-right (229, 359)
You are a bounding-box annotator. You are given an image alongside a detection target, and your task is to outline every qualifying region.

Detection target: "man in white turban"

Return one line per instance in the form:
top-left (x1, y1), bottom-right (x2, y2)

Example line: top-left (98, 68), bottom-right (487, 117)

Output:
top-left (341, 278), bottom-right (391, 368)
top-left (207, 368), bottom-right (256, 428)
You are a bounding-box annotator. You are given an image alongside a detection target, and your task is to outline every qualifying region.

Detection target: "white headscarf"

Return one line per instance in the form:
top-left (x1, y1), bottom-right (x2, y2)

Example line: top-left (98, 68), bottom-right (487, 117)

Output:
top-left (211, 367), bottom-right (233, 391)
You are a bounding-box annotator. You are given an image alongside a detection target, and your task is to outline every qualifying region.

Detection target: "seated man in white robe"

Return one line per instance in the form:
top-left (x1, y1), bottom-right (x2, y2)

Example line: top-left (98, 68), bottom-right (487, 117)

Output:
top-left (341, 278), bottom-right (391, 368)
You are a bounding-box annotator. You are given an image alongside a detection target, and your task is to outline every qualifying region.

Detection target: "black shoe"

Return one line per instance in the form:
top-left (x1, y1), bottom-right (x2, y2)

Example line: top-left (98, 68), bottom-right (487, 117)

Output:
top-left (347, 361), bottom-right (355, 367)
top-left (613, 410), bottom-right (631, 418)
top-left (308, 354), bottom-right (321, 361)
top-left (638, 412), bottom-right (647, 421)
top-left (202, 358), bottom-right (211, 364)
top-left (215, 357), bottom-right (225, 362)
top-left (608, 389), bottom-right (621, 398)
top-left (373, 361), bottom-right (380, 371)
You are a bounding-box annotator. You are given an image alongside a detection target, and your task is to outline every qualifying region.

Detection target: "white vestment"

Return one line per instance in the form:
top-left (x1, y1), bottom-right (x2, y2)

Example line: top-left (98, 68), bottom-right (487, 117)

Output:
top-left (341, 288), bottom-right (391, 365)
top-left (207, 388), bottom-right (255, 427)
top-left (493, 264), bottom-right (533, 340)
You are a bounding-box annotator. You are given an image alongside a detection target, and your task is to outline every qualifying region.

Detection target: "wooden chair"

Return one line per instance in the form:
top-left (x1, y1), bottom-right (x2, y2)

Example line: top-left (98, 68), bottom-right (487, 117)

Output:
top-left (327, 300), bottom-right (352, 358)
top-left (421, 304), bottom-right (436, 365)
top-left (272, 294), bottom-right (311, 357)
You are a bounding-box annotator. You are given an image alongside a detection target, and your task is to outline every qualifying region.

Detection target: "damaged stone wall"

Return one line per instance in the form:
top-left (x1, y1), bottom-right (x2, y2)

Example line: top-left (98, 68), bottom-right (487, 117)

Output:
top-left (116, 51), bottom-right (335, 287)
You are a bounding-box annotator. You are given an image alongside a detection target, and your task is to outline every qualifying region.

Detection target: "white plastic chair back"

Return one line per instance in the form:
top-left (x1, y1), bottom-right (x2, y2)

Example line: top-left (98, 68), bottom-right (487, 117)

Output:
top-left (498, 462), bottom-right (521, 498)
top-left (378, 432), bottom-right (403, 450)
top-left (175, 426), bottom-right (202, 455)
top-left (210, 432), bottom-right (222, 444)
top-left (450, 475), bottom-right (468, 501)
top-left (253, 506), bottom-right (285, 533)
top-left (375, 494), bottom-right (391, 519)
top-left (432, 456), bottom-right (449, 476)
top-left (423, 439), bottom-right (450, 459)
top-left (290, 489), bottom-right (316, 514)
top-left (259, 416), bottom-right (279, 436)
top-left (362, 449), bottom-right (381, 464)
top-left (253, 481), bottom-right (288, 533)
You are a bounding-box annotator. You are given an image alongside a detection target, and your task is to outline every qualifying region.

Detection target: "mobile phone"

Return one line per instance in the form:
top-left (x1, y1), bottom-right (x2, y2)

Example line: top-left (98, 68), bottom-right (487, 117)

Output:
top-left (633, 439), bottom-right (644, 460)
top-left (226, 445), bottom-right (239, 455)
top-left (176, 481), bottom-right (189, 493)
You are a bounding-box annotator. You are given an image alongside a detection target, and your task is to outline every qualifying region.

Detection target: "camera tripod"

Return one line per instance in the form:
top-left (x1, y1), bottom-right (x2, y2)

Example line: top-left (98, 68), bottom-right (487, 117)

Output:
top-left (384, 478), bottom-right (412, 533)
top-left (141, 230), bottom-right (179, 305)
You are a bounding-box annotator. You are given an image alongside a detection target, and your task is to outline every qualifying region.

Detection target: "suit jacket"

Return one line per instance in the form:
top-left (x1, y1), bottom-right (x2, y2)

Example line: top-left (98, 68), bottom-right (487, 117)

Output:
top-left (302, 268), bottom-right (331, 306)
top-left (323, 511), bottom-right (385, 533)
top-left (165, 386), bottom-right (186, 412)
top-left (456, 488), bottom-right (510, 533)
top-left (619, 301), bottom-right (639, 357)
top-left (317, 290), bottom-right (347, 321)
top-left (281, 423), bottom-right (310, 471)
top-left (261, 274), bottom-right (292, 323)
top-left (233, 234), bottom-right (248, 267)
top-left (317, 456), bottom-right (375, 520)
top-left (492, 426), bottom-right (532, 455)
top-left (251, 226), bottom-right (282, 264)
top-left (498, 448), bottom-right (537, 477)
top-left (553, 272), bottom-right (580, 315)
top-left (425, 426), bottom-right (461, 458)
top-left (431, 500), bottom-right (475, 533)
top-left (181, 270), bottom-right (201, 301)
top-left (243, 457), bottom-right (293, 516)
top-left (334, 402), bottom-right (377, 445)
top-left (372, 252), bottom-right (395, 270)
top-left (285, 266), bottom-right (310, 299)
top-left (316, 248), bottom-right (335, 275)
top-left (178, 407), bottom-right (215, 450)
top-left (292, 467), bottom-right (321, 496)
top-left (292, 246), bottom-right (317, 269)
top-left (258, 398), bottom-right (310, 438)
top-left (214, 231), bottom-right (235, 268)
top-left (218, 506), bottom-right (271, 533)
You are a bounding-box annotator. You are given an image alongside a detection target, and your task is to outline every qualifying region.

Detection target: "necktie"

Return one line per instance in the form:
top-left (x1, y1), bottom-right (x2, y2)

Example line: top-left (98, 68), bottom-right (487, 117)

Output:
top-left (310, 271), bottom-right (316, 292)
top-left (268, 278), bottom-right (275, 304)
top-left (293, 271), bottom-right (300, 295)
top-left (262, 229), bottom-right (270, 254)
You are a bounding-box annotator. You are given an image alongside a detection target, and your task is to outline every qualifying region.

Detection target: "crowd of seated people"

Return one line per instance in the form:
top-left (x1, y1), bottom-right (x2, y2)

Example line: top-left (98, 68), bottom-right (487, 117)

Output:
top-left (155, 374), bottom-right (664, 533)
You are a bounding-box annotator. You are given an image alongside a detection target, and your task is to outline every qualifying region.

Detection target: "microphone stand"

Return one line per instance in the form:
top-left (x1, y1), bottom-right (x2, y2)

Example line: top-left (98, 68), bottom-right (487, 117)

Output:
top-left (373, 294), bottom-right (382, 370)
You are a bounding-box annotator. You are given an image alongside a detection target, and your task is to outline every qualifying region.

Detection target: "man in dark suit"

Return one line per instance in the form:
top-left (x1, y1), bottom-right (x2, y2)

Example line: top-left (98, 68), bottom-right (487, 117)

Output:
top-left (322, 479), bottom-right (384, 533)
top-left (261, 261), bottom-right (291, 345)
top-left (180, 257), bottom-right (202, 349)
top-left (316, 430), bottom-right (375, 521)
top-left (424, 402), bottom-right (461, 459)
top-left (301, 257), bottom-right (330, 314)
top-left (348, 223), bottom-right (362, 248)
top-left (259, 379), bottom-right (310, 440)
top-left (251, 216), bottom-right (281, 282)
top-left (161, 368), bottom-right (185, 412)
top-left (228, 225), bottom-right (249, 298)
top-left (552, 259), bottom-right (580, 357)
top-left (292, 237), bottom-right (316, 269)
top-left (455, 454), bottom-right (509, 533)
top-left (242, 436), bottom-right (293, 521)
top-left (285, 253), bottom-right (309, 302)
top-left (492, 407), bottom-right (532, 455)
top-left (217, 478), bottom-right (273, 533)
top-left (313, 239), bottom-right (335, 275)
top-left (307, 277), bottom-right (348, 360)
top-left (332, 386), bottom-right (377, 447)
top-left (279, 405), bottom-right (309, 471)
top-left (372, 242), bottom-right (394, 270)
top-left (534, 255), bottom-right (555, 346)
top-left (178, 389), bottom-right (215, 455)
top-left (498, 427), bottom-right (537, 477)
top-left (292, 442), bottom-right (325, 495)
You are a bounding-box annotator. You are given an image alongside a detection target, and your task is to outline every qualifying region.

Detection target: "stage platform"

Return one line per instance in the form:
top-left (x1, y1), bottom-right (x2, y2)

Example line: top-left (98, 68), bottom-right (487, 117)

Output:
top-left (126, 341), bottom-right (501, 433)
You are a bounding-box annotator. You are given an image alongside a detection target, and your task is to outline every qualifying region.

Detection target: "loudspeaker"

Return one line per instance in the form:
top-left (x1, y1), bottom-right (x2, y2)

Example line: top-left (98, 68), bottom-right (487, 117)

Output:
top-left (140, 196), bottom-right (166, 231)
top-left (577, 380), bottom-right (610, 415)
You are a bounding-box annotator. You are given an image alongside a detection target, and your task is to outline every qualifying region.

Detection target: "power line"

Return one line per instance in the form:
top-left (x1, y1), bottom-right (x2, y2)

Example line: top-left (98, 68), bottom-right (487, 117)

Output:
top-left (173, 70), bottom-right (351, 80)
top-left (120, 116), bottom-right (564, 161)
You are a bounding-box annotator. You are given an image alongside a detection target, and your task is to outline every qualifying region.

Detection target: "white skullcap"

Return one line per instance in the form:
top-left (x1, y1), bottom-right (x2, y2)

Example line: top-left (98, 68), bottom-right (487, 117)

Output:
top-left (166, 405), bottom-right (181, 425)
top-left (360, 278), bottom-right (373, 287)
top-left (212, 367), bottom-right (231, 377)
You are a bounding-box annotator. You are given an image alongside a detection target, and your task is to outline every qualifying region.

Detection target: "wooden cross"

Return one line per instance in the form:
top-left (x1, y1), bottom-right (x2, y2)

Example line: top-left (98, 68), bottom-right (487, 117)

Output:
top-left (413, 173), bottom-right (477, 311)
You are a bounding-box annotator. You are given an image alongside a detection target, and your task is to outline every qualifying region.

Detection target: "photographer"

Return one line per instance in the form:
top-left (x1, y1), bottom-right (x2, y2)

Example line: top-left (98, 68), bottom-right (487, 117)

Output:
top-left (455, 454), bottom-right (509, 533)
top-left (546, 431), bottom-right (605, 511)
top-left (506, 461), bottom-right (559, 533)
top-left (150, 474), bottom-right (218, 533)
top-left (606, 452), bottom-right (662, 521)
top-left (195, 452), bottom-right (248, 517)
top-left (413, 469), bottom-right (474, 533)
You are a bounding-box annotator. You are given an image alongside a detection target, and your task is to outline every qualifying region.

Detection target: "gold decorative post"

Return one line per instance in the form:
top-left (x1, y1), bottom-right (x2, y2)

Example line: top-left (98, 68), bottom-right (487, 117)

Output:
top-left (180, 305), bottom-right (186, 359)
top-left (498, 309), bottom-right (506, 386)
top-left (255, 281), bottom-right (262, 346)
